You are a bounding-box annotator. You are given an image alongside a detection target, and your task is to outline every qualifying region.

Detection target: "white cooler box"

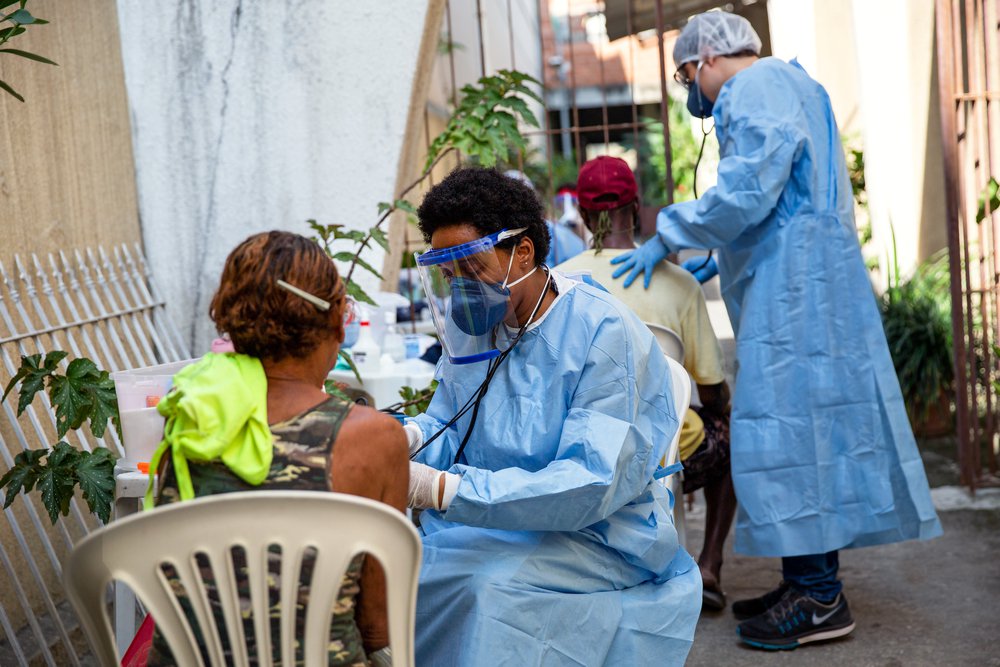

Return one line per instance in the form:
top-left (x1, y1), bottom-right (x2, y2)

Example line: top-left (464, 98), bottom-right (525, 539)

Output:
top-left (112, 359), bottom-right (196, 470)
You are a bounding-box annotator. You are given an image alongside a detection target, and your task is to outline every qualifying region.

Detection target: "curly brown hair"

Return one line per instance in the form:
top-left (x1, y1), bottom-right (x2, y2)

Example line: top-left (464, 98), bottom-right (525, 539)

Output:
top-left (210, 231), bottom-right (345, 361)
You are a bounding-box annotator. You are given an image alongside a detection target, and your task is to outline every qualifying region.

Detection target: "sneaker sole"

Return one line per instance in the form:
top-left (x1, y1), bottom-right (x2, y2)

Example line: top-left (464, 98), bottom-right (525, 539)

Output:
top-left (737, 622), bottom-right (856, 650)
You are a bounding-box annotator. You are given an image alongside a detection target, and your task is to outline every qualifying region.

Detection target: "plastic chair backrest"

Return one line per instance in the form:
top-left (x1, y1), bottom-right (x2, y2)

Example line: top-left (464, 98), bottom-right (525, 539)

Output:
top-left (663, 357), bottom-right (692, 470)
top-left (63, 491), bottom-right (421, 667)
top-left (645, 323), bottom-right (685, 364)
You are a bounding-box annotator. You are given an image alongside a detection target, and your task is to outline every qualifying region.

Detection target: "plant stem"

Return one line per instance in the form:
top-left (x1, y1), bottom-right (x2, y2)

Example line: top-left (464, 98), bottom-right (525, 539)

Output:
top-left (345, 147), bottom-right (456, 285)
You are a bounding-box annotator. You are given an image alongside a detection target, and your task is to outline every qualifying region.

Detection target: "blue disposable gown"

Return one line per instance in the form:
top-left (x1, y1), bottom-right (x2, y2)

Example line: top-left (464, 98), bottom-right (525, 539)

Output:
top-left (546, 219), bottom-right (586, 267)
top-left (654, 58), bottom-right (942, 557)
top-left (411, 273), bottom-right (701, 666)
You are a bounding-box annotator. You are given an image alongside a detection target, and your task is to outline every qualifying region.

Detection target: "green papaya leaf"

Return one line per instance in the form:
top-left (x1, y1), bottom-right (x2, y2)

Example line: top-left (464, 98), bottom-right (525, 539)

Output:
top-left (76, 448), bottom-right (115, 524)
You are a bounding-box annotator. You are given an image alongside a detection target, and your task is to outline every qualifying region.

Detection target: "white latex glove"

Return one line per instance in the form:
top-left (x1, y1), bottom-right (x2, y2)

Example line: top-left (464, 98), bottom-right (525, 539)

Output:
top-left (408, 461), bottom-right (460, 510)
top-left (403, 422), bottom-right (423, 455)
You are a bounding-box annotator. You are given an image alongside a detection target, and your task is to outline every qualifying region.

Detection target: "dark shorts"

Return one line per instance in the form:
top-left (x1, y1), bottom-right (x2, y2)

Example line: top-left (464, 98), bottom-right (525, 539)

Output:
top-left (681, 405), bottom-right (731, 494)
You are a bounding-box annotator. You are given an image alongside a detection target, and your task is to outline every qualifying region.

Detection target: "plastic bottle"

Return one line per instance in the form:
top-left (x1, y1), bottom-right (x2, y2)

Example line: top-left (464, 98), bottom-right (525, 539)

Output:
top-left (382, 311), bottom-right (406, 363)
top-left (404, 333), bottom-right (421, 360)
top-left (350, 320), bottom-right (382, 373)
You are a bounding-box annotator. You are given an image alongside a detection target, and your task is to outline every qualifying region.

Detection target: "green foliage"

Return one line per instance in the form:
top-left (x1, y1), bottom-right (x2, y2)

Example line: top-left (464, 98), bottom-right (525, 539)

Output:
top-left (1, 351), bottom-right (120, 524)
top-left (881, 249), bottom-right (954, 421)
top-left (310, 69), bottom-right (541, 314)
top-left (844, 145), bottom-right (867, 211)
top-left (397, 380), bottom-right (438, 417)
top-left (976, 177), bottom-right (998, 224)
top-left (0, 442), bottom-right (115, 523)
top-left (622, 98), bottom-right (714, 206)
top-left (0, 1), bottom-right (57, 102)
top-left (425, 69), bottom-right (542, 171)
top-left (3, 351), bottom-right (120, 439)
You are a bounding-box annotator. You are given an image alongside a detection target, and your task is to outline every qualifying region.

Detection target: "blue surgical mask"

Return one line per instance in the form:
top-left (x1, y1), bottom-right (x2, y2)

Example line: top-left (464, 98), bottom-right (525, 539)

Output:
top-left (447, 249), bottom-right (536, 336)
top-left (686, 62), bottom-right (714, 119)
top-left (448, 277), bottom-right (510, 336)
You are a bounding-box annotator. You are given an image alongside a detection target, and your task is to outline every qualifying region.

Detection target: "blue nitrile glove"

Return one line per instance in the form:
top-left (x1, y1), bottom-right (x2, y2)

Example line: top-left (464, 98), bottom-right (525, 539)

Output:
top-left (681, 255), bottom-right (718, 284)
top-left (610, 236), bottom-right (669, 289)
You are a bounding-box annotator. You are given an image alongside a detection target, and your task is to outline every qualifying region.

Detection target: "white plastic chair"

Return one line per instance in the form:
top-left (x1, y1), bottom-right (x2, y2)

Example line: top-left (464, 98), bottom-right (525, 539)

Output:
top-left (662, 356), bottom-right (692, 549)
top-left (63, 491), bottom-right (422, 667)
top-left (645, 322), bottom-right (685, 364)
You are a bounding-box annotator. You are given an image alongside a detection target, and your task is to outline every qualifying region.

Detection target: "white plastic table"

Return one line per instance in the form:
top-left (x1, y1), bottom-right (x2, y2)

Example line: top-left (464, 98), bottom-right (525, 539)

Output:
top-left (113, 466), bottom-right (151, 658)
top-left (329, 358), bottom-right (435, 409)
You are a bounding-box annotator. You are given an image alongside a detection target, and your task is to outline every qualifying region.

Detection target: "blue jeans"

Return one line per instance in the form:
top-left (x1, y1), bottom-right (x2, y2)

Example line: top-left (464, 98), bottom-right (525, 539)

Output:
top-left (782, 551), bottom-right (842, 603)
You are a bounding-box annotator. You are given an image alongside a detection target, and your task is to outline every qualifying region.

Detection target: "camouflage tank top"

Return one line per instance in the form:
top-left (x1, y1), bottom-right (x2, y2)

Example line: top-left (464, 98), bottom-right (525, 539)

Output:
top-left (147, 396), bottom-right (368, 667)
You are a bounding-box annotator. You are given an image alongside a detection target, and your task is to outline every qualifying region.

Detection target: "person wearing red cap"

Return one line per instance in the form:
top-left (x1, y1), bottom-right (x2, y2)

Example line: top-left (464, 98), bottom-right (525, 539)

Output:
top-left (556, 155), bottom-right (737, 611)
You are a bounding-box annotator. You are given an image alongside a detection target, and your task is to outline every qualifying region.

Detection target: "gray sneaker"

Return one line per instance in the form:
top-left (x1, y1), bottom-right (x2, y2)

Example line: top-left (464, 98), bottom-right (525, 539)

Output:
top-left (737, 587), bottom-right (855, 650)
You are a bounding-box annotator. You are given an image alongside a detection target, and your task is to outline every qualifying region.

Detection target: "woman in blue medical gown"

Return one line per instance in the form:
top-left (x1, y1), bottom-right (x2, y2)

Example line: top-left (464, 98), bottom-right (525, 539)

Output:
top-left (404, 167), bottom-right (701, 666)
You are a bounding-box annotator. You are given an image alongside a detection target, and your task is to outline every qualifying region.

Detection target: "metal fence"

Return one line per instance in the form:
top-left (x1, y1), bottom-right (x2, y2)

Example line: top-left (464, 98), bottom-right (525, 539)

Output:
top-left (936, 0), bottom-right (1000, 491)
top-left (0, 246), bottom-right (188, 665)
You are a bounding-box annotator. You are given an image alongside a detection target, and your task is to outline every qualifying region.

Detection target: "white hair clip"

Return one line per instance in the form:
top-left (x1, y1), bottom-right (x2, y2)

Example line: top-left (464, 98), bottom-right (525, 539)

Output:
top-left (276, 279), bottom-right (331, 311)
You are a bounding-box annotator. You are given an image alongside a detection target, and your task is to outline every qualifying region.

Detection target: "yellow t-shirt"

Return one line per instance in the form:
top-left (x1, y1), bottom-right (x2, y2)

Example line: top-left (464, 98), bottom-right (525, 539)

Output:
top-left (556, 250), bottom-right (726, 459)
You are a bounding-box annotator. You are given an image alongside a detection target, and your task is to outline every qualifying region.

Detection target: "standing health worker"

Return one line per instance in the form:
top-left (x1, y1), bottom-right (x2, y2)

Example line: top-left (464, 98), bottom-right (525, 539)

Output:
top-left (609, 11), bottom-right (942, 650)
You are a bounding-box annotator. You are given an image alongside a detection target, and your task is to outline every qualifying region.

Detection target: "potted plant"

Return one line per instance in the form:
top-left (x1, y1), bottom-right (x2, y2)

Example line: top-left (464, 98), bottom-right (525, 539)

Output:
top-left (880, 249), bottom-right (955, 436)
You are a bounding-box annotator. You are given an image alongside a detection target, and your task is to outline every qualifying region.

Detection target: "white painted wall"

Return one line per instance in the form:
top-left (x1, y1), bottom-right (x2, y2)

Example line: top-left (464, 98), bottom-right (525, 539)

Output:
top-left (766, 0), bottom-right (946, 284)
top-left (116, 1), bottom-right (442, 353)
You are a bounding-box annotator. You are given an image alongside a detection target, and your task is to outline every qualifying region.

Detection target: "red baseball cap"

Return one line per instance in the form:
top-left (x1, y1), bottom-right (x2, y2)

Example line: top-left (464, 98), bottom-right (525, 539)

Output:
top-left (576, 156), bottom-right (638, 211)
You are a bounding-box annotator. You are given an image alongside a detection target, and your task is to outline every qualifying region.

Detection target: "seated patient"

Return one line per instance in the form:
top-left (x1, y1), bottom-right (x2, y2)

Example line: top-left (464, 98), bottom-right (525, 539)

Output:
top-left (148, 231), bottom-right (408, 666)
top-left (557, 156), bottom-right (737, 611)
top-left (404, 167), bottom-right (701, 666)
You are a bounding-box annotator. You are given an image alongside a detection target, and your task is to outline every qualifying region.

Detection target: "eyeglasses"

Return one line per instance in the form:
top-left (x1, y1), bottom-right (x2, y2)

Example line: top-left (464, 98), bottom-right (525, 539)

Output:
top-left (673, 67), bottom-right (693, 90)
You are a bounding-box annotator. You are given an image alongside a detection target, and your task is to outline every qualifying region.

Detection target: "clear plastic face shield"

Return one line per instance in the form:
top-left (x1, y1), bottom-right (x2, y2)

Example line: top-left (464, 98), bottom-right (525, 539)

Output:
top-left (415, 227), bottom-right (533, 364)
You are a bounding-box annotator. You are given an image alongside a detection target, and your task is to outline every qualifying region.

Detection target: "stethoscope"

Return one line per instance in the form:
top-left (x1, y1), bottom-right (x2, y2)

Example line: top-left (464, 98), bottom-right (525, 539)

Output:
top-left (688, 115), bottom-right (716, 274)
top-left (408, 266), bottom-right (553, 465)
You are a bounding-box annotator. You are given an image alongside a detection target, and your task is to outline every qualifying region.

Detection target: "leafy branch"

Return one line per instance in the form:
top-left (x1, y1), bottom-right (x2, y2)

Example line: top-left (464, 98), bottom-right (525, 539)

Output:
top-left (2, 351), bottom-right (120, 439)
top-left (0, 1), bottom-right (58, 102)
top-left (393, 380), bottom-right (438, 417)
top-left (0, 443), bottom-right (114, 523)
top-left (310, 69), bottom-right (542, 309)
top-left (1, 351), bottom-right (120, 524)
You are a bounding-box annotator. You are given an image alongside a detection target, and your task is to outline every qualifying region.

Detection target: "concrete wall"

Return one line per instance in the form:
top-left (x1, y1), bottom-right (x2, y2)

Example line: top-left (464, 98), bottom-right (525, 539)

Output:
top-left (767, 0), bottom-right (947, 283)
top-left (116, 1), bottom-right (445, 352)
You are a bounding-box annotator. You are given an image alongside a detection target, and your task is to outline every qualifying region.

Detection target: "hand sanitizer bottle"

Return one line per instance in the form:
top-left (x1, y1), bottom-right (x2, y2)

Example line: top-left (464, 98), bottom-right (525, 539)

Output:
top-left (350, 320), bottom-right (381, 374)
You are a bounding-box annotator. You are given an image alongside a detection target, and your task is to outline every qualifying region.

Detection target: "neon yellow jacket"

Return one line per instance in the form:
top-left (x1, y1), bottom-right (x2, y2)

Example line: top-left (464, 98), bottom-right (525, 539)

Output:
top-left (144, 353), bottom-right (271, 509)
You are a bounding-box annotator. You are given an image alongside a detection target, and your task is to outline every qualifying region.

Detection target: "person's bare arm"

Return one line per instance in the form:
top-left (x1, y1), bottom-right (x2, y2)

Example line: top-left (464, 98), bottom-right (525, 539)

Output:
top-left (329, 408), bottom-right (409, 654)
top-left (697, 380), bottom-right (731, 417)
